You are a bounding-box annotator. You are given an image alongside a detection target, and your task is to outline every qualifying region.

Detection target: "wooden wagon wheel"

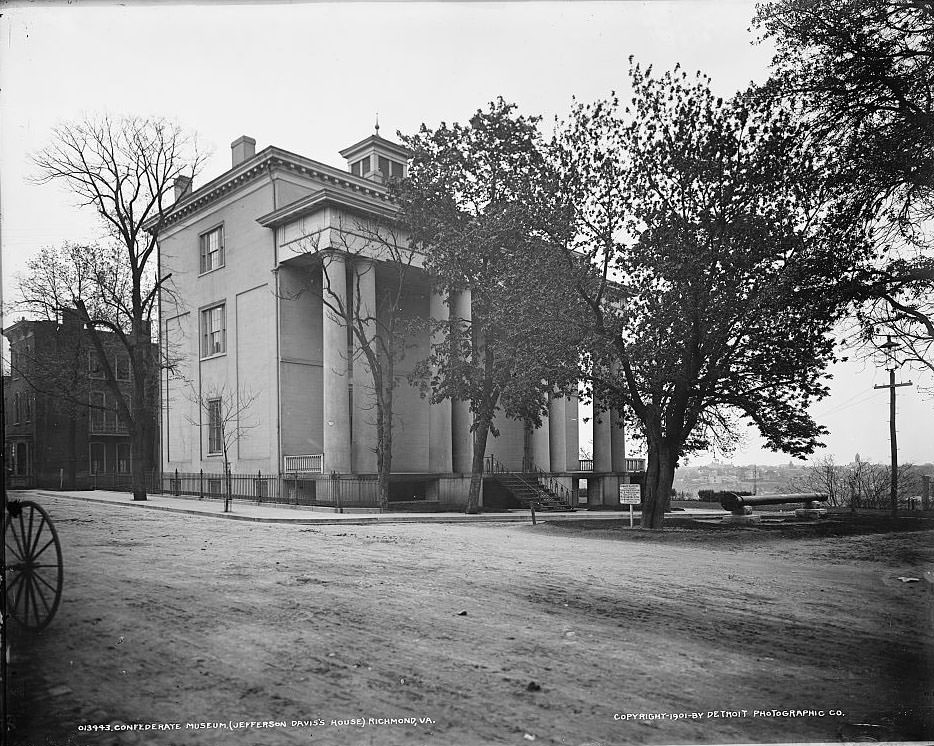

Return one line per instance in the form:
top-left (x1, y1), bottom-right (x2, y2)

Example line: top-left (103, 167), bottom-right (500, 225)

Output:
top-left (4, 501), bottom-right (63, 631)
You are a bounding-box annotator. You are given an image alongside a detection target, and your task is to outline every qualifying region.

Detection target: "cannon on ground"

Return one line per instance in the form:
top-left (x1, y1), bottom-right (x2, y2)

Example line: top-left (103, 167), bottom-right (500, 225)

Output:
top-left (719, 492), bottom-right (829, 524)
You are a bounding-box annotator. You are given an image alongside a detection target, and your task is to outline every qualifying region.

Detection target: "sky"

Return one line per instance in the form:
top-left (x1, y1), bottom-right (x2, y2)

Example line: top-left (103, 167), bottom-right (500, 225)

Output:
top-left (1, 0), bottom-right (931, 467)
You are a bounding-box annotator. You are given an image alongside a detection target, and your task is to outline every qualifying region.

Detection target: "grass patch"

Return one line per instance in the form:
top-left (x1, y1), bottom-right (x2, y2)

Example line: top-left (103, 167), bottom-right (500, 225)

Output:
top-left (540, 512), bottom-right (934, 544)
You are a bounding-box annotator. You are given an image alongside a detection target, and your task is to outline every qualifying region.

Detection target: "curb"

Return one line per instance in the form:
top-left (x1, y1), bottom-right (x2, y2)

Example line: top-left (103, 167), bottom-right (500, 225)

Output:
top-left (32, 491), bottom-right (547, 526)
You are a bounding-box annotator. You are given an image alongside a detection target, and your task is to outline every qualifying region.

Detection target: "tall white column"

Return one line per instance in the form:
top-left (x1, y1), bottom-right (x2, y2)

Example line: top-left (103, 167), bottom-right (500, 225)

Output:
top-left (610, 406), bottom-right (627, 473)
top-left (549, 394), bottom-right (567, 473)
top-left (565, 389), bottom-right (580, 471)
top-left (352, 258), bottom-right (378, 474)
top-left (429, 288), bottom-right (453, 473)
top-left (322, 253), bottom-right (351, 473)
top-left (451, 287), bottom-right (473, 473)
top-left (530, 404), bottom-right (550, 471)
top-left (593, 392), bottom-right (612, 474)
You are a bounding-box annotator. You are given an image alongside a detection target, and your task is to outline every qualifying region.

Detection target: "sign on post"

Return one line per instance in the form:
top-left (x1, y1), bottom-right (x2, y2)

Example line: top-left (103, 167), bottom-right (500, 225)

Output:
top-left (618, 484), bottom-right (641, 504)
top-left (619, 484), bottom-right (641, 527)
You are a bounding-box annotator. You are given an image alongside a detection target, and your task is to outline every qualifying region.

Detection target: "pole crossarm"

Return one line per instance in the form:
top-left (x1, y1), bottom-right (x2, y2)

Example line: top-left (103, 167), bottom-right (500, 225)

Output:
top-left (874, 370), bottom-right (913, 517)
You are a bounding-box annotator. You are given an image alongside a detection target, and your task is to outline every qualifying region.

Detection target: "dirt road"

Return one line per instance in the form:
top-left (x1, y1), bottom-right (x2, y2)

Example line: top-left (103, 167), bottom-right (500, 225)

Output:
top-left (7, 494), bottom-right (934, 745)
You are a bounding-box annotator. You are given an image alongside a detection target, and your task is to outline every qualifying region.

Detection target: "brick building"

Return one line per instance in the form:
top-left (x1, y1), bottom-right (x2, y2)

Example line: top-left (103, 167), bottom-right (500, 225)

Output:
top-left (3, 315), bottom-right (157, 489)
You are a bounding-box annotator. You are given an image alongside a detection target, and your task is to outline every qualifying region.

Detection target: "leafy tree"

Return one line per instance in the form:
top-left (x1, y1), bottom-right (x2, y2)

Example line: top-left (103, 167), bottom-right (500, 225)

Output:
top-left (754, 0), bottom-right (934, 383)
top-left (25, 116), bottom-right (204, 500)
top-left (755, 0), bottom-right (934, 232)
top-left (548, 62), bottom-right (876, 528)
top-left (398, 99), bottom-right (587, 514)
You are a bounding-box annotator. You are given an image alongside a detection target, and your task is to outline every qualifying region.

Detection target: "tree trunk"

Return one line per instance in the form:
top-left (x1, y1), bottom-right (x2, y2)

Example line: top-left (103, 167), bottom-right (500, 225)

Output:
top-left (130, 379), bottom-right (151, 501)
top-left (129, 332), bottom-right (153, 501)
top-left (641, 439), bottom-right (675, 529)
top-left (130, 417), bottom-right (148, 501)
top-left (466, 420), bottom-right (492, 514)
top-left (67, 413), bottom-right (77, 490)
top-left (376, 385), bottom-right (393, 511)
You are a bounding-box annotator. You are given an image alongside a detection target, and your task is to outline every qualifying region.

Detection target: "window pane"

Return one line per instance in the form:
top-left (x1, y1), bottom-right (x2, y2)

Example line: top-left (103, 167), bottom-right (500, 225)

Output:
top-left (201, 304), bottom-right (226, 356)
top-left (117, 443), bottom-right (130, 473)
top-left (90, 391), bottom-right (105, 432)
top-left (378, 156), bottom-right (390, 177)
top-left (208, 398), bottom-right (222, 453)
top-left (200, 227), bottom-right (224, 273)
top-left (89, 351), bottom-right (104, 378)
top-left (89, 443), bottom-right (106, 474)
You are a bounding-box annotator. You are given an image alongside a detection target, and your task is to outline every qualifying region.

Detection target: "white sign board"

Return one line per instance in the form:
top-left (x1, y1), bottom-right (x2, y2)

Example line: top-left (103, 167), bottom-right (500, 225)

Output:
top-left (618, 484), bottom-right (641, 504)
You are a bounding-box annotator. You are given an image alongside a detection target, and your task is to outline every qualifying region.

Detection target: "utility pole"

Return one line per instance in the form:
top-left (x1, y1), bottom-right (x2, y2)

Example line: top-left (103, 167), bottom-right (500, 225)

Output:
top-left (874, 337), bottom-right (912, 517)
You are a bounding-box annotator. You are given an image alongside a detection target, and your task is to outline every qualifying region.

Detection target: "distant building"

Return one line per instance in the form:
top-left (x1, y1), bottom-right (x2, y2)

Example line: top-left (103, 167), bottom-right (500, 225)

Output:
top-left (2, 315), bottom-right (157, 489)
top-left (151, 130), bottom-right (642, 509)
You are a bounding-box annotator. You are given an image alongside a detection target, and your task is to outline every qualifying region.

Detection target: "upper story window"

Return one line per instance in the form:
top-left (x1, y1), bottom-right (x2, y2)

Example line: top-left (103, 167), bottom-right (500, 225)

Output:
top-left (207, 398), bottom-right (223, 455)
top-left (201, 303), bottom-right (226, 358)
top-left (200, 225), bottom-right (225, 274)
top-left (115, 354), bottom-right (130, 381)
top-left (89, 390), bottom-right (106, 433)
top-left (89, 351), bottom-right (105, 379)
top-left (89, 390), bottom-right (123, 434)
top-left (378, 156), bottom-right (404, 180)
top-left (351, 156), bottom-right (370, 177)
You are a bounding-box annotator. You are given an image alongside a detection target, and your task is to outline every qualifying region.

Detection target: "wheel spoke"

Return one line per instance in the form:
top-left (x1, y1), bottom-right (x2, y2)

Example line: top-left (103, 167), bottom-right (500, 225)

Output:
top-left (5, 539), bottom-right (25, 564)
top-left (25, 508), bottom-right (35, 558)
top-left (27, 515), bottom-right (47, 558)
top-left (6, 572), bottom-right (25, 594)
top-left (8, 516), bottom-right (27, 562)
top-left (33, 571), bottom-right (60, 596)
top-left (21, 574), bottom-right (33, 626)
top-left (31, 536), bottom-right (56, 562)
top-left (6, 501), bottom-right (64, 630)
top-left (31, 578), bottom-right (53, 617)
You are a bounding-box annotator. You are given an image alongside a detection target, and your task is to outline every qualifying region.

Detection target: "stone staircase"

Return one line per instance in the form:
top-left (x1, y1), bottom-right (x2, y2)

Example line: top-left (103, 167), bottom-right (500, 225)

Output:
top-left (484, 455), bottom-right (574, 511)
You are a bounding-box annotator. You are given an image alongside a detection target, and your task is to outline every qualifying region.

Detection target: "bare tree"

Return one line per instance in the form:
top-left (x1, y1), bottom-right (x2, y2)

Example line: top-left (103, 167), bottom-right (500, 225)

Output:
top-left (786, 455), bottom-right (922, 511)
top-left (784, 455), bottom-right (845, 506)
top-left (26, 116), bottom-right (205, 500)
top-left (282, 213), bottom-right (422, 510)
top-left (186, 385), bottom-right (258, 513)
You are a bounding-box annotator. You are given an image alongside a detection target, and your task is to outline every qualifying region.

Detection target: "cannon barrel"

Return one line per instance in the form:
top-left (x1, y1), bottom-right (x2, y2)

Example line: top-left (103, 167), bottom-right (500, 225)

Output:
top-left (720, 492), bottom-right (828, 514)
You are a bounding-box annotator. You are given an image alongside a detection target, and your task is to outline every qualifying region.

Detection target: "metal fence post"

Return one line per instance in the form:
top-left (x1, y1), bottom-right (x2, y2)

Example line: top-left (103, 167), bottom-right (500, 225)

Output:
top-left (199, 469), bottom-right (204, 500)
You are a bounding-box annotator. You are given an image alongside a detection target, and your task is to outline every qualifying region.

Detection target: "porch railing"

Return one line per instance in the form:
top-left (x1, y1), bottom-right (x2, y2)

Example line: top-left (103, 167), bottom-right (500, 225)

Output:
top-left (577, 458), bottom-right (645, 472)
top-left (283, 454), bottom-right (324, 473)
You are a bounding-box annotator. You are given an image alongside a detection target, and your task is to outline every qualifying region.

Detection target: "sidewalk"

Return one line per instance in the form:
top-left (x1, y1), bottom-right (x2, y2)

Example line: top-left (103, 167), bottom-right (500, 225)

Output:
top-left (20, 488), bottom-right (726, 525)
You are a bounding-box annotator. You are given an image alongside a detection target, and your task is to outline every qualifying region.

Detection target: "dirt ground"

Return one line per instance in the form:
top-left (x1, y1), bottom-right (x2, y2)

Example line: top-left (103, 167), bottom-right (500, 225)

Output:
top-left (6, 494), bottom-right (934, 746)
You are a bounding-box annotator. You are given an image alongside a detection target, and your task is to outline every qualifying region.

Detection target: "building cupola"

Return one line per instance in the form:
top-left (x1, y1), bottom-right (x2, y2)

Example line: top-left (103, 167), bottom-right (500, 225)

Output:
top-left (339, 121), bottom-right (410, 183)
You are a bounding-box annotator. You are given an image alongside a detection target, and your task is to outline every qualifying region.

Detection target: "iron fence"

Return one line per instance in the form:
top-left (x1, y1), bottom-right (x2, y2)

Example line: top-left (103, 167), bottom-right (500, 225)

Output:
top-left (153, 469), bottom-right (383, 509)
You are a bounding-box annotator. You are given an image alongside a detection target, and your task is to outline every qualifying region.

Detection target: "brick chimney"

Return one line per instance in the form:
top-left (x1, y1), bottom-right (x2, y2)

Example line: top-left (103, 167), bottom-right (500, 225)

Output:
top-left (174, 176), bottom-right (192, 201)
top-left (60, 307), bottom-right (83, 330)
top-left (231, 135), bottom-right (256, 167)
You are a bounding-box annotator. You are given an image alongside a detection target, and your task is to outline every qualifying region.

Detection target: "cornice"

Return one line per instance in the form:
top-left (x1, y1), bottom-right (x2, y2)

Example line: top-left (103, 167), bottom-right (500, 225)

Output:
top-left (256, 185), bottom-right (399, 229)
top-left (146, 146), bottom-right (395, 233)
top-left (339, 134), bottom-right (412, 162)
